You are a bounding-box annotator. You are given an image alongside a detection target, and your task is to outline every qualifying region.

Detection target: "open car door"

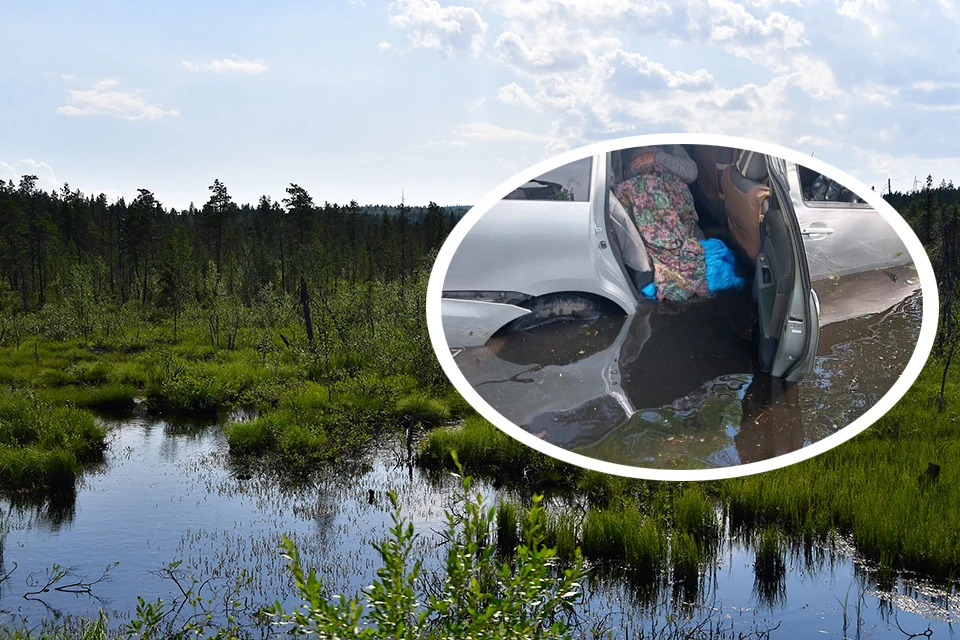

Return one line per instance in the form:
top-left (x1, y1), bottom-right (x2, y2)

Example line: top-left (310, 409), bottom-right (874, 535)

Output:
top-left (755, 154), bottom-right (820, 383)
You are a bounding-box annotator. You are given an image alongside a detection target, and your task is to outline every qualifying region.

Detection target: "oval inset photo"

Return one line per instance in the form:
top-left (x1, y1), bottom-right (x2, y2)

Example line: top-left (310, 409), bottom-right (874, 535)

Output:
top-left (426, 134), bottom-right (938, 480)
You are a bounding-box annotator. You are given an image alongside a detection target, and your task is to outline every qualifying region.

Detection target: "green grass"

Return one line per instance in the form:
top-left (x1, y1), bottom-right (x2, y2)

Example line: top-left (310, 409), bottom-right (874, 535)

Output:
top-left (579, 502), bottom-right (671, 573)
top-left (225, 418), bottom-right (275, 454)
top-left (224, 374), bottom-right (450, 466)
top-left (394, 392), bottom-right (450, 425)
top-left (673, 484), bottom-right (720, 544)
top-left (44, 383), bottom-right (137, 412)
top-left (753, 527), bottom-right (786, 582)
top-left (419, 415), bottom-right (570, 486)
top-left (752, 527), bottom-right (787, 607)
top-left (543, 509), bottom-right (579, 561)
top-left (0, 395), bottom-right (106, 492)
top-left (0, 322), bottom-right (451, 470)
top-left (496, 500), bottom-right (520, 555)
top-left (670, 531), bottom-right (703, 598)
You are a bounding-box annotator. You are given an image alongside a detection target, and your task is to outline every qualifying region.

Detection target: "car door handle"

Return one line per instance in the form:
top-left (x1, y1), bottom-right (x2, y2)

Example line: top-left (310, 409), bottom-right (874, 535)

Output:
top-left (800, 227), bottom-right (835, 236)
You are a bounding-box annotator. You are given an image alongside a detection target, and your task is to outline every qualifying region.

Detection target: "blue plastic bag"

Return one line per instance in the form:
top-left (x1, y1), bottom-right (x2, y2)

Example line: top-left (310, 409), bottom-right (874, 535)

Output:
top-left (640, 238), bottom-right (743, 299)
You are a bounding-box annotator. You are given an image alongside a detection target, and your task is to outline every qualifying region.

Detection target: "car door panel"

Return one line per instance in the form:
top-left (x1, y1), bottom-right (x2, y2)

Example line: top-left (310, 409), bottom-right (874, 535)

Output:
top-left (786, 163), bottom-right (911, 281)
top-left (758, 155), bottom-right (820, 383)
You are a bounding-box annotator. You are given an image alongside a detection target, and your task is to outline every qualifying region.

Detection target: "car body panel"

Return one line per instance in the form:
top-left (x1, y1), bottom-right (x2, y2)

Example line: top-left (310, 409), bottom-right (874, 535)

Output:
top-left (441, 299), bottom-right (532, 348)
top-left (441, 154), bottom-right (636, 316)
top-left (786, 161), bottom-right (911, 282)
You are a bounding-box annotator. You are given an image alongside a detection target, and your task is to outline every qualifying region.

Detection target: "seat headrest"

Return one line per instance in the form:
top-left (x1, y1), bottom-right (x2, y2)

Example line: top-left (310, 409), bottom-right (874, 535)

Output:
top-left (736, 150), bottom-right (768, 182)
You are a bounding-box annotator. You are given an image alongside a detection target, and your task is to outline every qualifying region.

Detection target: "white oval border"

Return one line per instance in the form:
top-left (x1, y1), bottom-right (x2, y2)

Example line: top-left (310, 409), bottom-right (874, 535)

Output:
top-left (426, 132), bottom-right (939, 481)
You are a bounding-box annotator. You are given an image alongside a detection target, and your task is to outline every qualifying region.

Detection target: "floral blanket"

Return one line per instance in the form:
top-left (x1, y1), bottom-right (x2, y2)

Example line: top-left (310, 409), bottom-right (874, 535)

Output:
top-left (616, 165), bottom-right (707, 302)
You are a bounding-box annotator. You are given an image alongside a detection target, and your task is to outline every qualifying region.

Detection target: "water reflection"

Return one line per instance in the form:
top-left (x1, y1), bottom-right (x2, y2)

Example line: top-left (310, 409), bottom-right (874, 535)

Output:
top-left (454, 274), bottom-right (922, 469)
top-left (0, 418), bottom-right (956, 637)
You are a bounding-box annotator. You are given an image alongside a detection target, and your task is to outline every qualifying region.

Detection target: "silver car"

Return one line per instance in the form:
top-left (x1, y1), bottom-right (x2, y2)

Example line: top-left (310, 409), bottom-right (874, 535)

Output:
top-left (440, 145), bottom-right (914, 385)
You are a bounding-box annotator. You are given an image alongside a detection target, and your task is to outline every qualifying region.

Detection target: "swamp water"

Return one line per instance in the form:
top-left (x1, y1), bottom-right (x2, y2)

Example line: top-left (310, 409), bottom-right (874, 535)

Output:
top-left (0, 412), bottom-right (956, 638)
top-left (454, 269), bottom-right (923, 469)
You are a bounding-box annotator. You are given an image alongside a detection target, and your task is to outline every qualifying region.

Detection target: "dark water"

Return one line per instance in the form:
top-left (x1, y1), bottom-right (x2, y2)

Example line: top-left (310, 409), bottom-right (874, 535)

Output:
top-left (453, 269), bottom-right (923, 469)
top-left (0, 418), bottom-right (956, 638)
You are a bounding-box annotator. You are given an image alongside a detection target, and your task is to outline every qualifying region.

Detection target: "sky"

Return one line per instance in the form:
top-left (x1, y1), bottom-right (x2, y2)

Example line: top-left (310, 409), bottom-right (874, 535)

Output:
top-left (1, 0), bottom-right (959, 210)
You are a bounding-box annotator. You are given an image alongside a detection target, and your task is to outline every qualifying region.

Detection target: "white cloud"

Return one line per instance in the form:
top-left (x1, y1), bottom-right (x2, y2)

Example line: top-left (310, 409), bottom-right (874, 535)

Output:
top-left (836, 0), bottom-right (886, 36)
top-left (615, 51), bottom-right (716, 91)
top-left (785, 54), bottom-right (842, 99)
top-left (384, 0), bottom-right (960, 179)
top-left (182, 56), bottom-right (267, 75)
top-left (496, 82), bottom-right (541, 110)
top-left (853, 82), bottom-right (898, 105)
top-left (848, 146), bottom-right (960, 192)
top-left (0, 159), bottom-right (59, 191)
top-left (794, 134), bottom-right (844, 151)
top-left (916, 104), bottom-right (960, 112)
top-left (388, 0), bottom-right (487, 56)
top-left (939, 0), bottom-right (960, 23)
top-left (912, 80), bottom-right (960, 92)
top-left (684, 0), bottom-right (807, 71)
top-left (378, 41), bottom-right (393, 52)
top-left (56, 79), bottom-right (179, 120)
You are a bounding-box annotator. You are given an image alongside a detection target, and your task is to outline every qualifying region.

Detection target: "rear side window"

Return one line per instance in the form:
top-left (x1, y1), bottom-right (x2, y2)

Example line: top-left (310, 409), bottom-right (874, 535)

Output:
top-left (503, 157), bottom-right (592, 202)
top-left (797, 165), bottom-right (865, 204)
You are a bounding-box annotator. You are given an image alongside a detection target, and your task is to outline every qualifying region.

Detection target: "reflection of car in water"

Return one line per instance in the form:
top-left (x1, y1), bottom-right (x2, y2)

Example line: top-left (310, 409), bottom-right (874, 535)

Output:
top-left (453, 293), bottom-right (806, 468)
top-left (441, 145), bottom-right (914, 388)
top-left (453, 280), bottom-right (921, 469)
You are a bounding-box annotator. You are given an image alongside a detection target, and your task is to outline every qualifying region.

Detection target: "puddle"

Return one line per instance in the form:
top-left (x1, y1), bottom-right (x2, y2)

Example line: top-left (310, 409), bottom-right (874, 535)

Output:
top-left (454, 269), bottom-right (923, 469)
top-left (0, 416), bottom-right (955, 638)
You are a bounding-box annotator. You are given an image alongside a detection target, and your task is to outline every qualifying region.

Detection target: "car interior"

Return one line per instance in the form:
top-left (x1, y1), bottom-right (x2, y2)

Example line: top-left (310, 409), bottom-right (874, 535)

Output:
top-left (606, 145), bottom-right (808, 379)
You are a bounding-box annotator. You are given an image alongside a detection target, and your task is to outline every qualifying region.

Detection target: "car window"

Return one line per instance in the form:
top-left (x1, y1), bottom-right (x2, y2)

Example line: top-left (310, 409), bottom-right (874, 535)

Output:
top-left (797, 165), bottom-right (865, 205)
top-left (503, 157), bottom-right (592, 202)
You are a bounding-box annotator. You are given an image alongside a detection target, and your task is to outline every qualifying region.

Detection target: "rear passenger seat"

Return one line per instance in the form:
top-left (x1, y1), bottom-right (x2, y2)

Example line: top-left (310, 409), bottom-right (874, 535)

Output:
top-left (692, 146), bottom-right (770, 261)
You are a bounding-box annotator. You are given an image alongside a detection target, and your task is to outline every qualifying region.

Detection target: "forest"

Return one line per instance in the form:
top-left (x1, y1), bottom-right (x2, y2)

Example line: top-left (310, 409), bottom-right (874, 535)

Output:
top-left (0, 175), bottom-right (475, 491)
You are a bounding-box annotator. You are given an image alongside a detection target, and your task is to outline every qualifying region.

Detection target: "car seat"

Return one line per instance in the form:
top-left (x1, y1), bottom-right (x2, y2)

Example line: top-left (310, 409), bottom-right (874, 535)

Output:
top-left (721, 150), bottom-right (770, 260)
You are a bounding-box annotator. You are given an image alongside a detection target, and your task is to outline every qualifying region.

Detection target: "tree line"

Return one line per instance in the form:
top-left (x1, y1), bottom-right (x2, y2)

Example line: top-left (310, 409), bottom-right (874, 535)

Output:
top-left (0, 175), bottom-right (467, 316)
top-left (883, 177), bottom-right (960, 410)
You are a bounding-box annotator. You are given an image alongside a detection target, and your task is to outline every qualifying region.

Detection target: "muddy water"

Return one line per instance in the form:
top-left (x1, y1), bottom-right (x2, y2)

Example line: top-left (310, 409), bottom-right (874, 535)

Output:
top-left (0, 418), bottom-right (956, 638)
top-left (453, 269), bottom-right (923, 469)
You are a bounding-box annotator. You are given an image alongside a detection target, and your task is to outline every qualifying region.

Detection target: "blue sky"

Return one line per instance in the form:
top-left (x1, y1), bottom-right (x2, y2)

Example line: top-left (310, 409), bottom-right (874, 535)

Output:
top-left (1, 0), bottom-right (959, 209)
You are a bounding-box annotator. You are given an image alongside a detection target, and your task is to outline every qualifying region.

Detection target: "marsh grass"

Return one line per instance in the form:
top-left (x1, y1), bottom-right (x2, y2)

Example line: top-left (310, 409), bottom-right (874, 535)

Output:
top-left (226, 418), bottom-right (275, 454)
top-left (394, 392), bottom-right (450, 425)
top-left (0, 316), bottom-right (450, 470)
top-left (673, 484), bottom-right (721, 546)
top-left (44, 383), bottom-right (137, 412)
top-left (670, 532), bottom-right (703, 601)
top-left (419, 415), bottom-right (569, 487)
top-left (0, 612), bottom-right (110, 640)
top-left (0, 395), bottom-right (106, 493)
top-left (543, 509), bottom-right (579, 561)
top-left (224, 374), bottom-right (449, 466)
top-left (496, 500), bottom-right (520, 556)
top-left (752, 527), bottom-right (787, 608)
